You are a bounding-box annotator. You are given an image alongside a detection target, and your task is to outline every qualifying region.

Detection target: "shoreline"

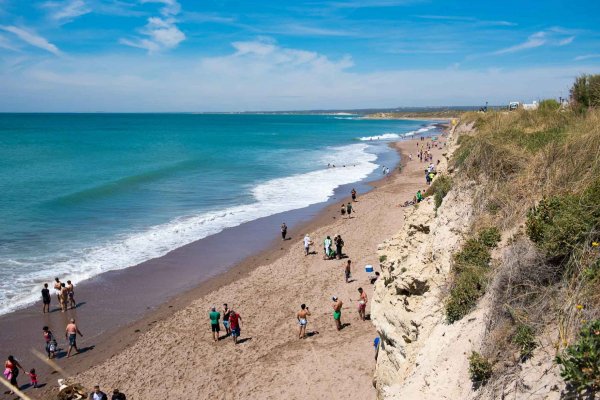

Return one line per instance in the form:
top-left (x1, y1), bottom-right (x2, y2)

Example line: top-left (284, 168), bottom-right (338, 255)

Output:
top-left (0, 131), bottom-right (416, 395)
top-left (63, 135), bottom-right (447, 398)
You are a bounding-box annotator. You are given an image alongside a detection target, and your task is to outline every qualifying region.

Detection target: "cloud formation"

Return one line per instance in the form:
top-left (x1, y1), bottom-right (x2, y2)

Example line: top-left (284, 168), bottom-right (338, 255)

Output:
top-left (1, 39), bottom-right (591, 112)
top-left (0, 25), bottom-right (60, 55)
top-left (494, 29), bottom-right (576, 55)
top-left (41, 0), bottom-right (91, 23)
top-left (120, 0), bottom-right (185, 53)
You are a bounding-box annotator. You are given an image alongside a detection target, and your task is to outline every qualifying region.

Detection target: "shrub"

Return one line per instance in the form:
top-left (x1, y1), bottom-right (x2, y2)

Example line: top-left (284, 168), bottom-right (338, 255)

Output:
top-left (526, 179), bottom-right (600, 262)
top-left (430, 175), bottom-right (452, 209)
top-left (446, 265), bottom-right (486, 323)
top-left (379, 255), bottom-right (387, 263)
top-left (478, 227), bottom-right (501, 248)
top-left (468, 351), bottom-right (492, 387)
top-left (512, 324), bottom-right (537, 361)
top-left (538, 99), bottom-right (561, 112)
top-left (454, 239), bottom-right (491, 272)
top-left (556, 320), bottom-right (600, 394)
top-left (571, 74), bottom-right (600, 111)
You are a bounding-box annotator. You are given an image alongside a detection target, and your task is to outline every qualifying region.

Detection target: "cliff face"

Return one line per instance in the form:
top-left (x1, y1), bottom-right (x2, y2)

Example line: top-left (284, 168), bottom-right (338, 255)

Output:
top-left (371, 121), bottom-right (564, 400)
top-left (371, 180), bottom-right (481, 399)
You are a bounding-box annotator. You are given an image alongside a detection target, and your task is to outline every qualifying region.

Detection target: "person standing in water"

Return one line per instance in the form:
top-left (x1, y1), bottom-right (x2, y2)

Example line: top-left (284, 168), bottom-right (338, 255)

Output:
top-left (66, 280), bottom-right (76, 309)
top-left (53, 277), bottom-right (62, 304)
top-left (297, 304), bottom-right (311, 339)
top-left (332, 296), bottom-right (343, 331)
top-left (41, 283), bottom-right (51, 313)
top-left (281, 223), bottom-right (288, 240)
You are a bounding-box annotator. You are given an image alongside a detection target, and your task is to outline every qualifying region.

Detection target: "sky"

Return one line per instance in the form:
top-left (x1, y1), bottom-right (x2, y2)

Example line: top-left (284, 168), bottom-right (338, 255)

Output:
top-left (1, 0), bottom-right (599, 112)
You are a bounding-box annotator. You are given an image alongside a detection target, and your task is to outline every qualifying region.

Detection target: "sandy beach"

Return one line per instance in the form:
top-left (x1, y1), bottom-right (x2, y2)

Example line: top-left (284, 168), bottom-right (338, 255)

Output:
top-left (21, 136), bottom-right (445, 400)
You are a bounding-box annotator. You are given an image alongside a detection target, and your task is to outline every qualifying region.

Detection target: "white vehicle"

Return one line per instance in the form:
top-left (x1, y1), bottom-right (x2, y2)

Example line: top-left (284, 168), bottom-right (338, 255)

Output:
top-left (509, 101), bottom-right (520, 111)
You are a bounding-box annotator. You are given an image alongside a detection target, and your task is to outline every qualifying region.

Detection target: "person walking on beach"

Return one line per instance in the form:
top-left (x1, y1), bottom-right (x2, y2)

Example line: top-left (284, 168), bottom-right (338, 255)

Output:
top-left (209, 306), bottom-right (221, 342)
top-left (43, 326), bottom-right (57, 359)
top-left (351, 188), bottom-right (357, 202)
top-left (26, 368), bottom-right (38, 388)
top-left (66, 280), bottom-right (76, 309)
top-left (344, 260), bottom-right (352, 283)
top-left (222, 303), bottom-right (231, 336)
top-left (346, 202), bottom-right (353, 217)
top-left (65, 318), bottom-right (83, 357)
top-left (332, 296), bottom-right (343, 331)
top-left (41, 283), bottom-right (51, 313)
top-left (281, 222), bottom-right (288, 240)
top-left (3, 355), bottom-right (24, 392)
top-left (89, 385), bottom-right (108, 400)
top-left (334, 234), bottom-right (344, 259)
top-left (340, 204), bottom-right (346, 217)
top-left (303, 234), bottom-right (312, 256)
top-left (228, 308), bottom-right (242, 344)
top-left (357, 288), bottom-right (368, 321)
top-left (111, 389), bottom-right (126, 400)
top-left (297, 304), bottom-right (311, 339)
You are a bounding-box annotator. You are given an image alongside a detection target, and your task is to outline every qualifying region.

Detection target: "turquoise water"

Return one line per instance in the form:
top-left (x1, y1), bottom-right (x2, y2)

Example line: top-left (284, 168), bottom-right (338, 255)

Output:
top-left (0, 113), bottom-right (437, 314)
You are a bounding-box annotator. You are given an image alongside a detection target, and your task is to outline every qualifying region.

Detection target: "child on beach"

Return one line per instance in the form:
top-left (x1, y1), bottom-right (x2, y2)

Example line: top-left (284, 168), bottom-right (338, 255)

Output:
top-left (26, 368), bottom-right (38, 388)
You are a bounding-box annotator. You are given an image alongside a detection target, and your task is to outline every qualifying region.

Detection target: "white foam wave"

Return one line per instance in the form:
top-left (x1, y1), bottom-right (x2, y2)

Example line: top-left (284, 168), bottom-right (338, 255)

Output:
top-left (359, 125), bottom-right (435, 141)
top-left (0, 144), bottom-right (378, 315)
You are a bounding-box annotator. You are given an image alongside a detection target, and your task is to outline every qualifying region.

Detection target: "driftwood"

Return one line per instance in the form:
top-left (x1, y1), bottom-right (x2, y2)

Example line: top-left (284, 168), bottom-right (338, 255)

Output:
top-left (57, 379), bottom-right (88, 400)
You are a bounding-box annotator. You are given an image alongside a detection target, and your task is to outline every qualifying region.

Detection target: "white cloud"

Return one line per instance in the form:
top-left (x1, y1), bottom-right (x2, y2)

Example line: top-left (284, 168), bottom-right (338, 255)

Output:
top-left (574, 54), bottom-right (600, 61)
top-left (494, 31), bottom-right (546, 55)
top-left (558, 36), bottom-right (575, 46)
top-left (0, 33), bottom-right (20, 51)
top-left (2, 40), bottom-right (596, 112)
top-left (42, 0), bottom-right (91, 23)
top-left (493, 30), bottom-right (577, 55)
top-left (0, 25), bottom-right (60, 55)
top-left (121, 0), bottom-right (185, 53)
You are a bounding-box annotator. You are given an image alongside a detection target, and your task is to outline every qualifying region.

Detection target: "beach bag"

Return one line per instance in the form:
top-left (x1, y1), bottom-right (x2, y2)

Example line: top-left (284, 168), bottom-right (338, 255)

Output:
top-left (49, 340), bottom-right (57, 352)
top-left (3, 368), bottom-right (12, 381)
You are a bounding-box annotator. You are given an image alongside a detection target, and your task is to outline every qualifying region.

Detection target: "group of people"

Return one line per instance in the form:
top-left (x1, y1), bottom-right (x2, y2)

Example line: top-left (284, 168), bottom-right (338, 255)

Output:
top-left (340, 202), bottom-right (354, 218)
top-left (41, 277), bottom-right (77, 313)
top-left (323, 234), bottom-right (345, 260)
top-left (208, 304), bottom-right (243, 344)
top-left (5, 314), bottom-right (84, 394)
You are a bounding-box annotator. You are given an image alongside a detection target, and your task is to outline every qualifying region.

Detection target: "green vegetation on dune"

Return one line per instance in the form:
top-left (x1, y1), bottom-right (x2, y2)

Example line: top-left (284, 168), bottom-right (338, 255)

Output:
top-left (449, 74), bottom-right (600, 393)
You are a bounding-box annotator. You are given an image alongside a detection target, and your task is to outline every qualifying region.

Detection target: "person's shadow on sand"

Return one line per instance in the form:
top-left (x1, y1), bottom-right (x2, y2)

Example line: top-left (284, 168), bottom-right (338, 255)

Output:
top-left (340, 323), bottom-right (351, 330)
top-left (236, 337), bottom-right (252, 344)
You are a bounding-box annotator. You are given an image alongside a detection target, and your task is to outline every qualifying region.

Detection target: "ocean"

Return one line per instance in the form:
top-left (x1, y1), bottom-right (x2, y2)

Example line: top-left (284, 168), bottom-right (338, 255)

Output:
top-left (0, 113), bottom-right (438, 315)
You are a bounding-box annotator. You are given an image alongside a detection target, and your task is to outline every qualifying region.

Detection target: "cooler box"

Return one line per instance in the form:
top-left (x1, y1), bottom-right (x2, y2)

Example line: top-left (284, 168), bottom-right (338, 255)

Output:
top-left (365, 265), bottom-right (374, 273)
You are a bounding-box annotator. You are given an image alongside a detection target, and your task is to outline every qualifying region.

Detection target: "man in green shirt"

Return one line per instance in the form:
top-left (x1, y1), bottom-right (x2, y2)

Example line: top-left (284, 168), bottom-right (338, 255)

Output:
top-left (209, 307), bottom-right (221, 342)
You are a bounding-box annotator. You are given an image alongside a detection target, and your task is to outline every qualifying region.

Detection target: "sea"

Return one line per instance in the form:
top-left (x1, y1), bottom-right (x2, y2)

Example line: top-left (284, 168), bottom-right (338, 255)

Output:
top-left (0, 113), bottom-right (439, 315)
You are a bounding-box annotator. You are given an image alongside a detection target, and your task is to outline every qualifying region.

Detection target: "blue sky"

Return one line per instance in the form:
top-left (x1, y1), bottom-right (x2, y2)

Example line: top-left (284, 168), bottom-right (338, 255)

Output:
top-left (1, 0), bottom-right (599, 111)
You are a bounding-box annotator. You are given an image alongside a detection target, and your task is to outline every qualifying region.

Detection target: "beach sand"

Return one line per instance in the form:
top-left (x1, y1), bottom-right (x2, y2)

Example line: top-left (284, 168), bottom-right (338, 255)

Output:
top-left (42, 138), bottom-right (446, 400)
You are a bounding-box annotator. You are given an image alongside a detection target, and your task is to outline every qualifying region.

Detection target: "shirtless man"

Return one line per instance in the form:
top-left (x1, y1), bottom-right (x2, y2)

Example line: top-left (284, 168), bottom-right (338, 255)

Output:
top-left (65, 318), bottom-right (83, 357)
top-left (60, 283), bottom-right (69, 312)
top-left (66, 280), bottom-right (76, 309)
top-left (357, 288), bottom-right (368, 321)
top-left (344, 260), bottom-right (352, 283)
top-left (332, 296), bottom-right (343, 331)
top-left (53, 277), bottom-right (62, 304)
top-left (297, 304), bottom-right (311, 339)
